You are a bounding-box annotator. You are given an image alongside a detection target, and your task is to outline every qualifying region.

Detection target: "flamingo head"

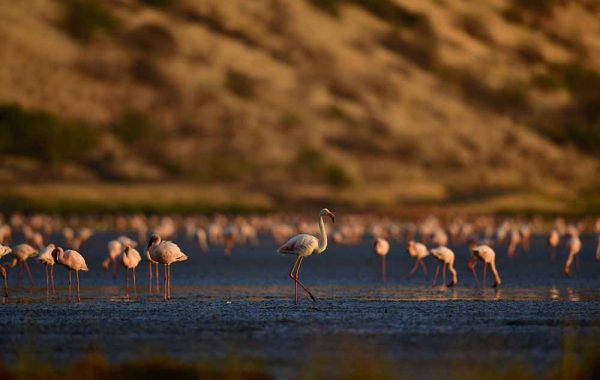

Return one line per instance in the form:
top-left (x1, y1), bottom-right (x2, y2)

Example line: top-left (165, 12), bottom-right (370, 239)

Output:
top-left (123, 245), bottom-right (130, 255)
top-left (320, 208), bottom-right (335, 223)
top-left (146, 234), bottom-right (160, 251)
top-left (466, 237), bottom-right (476, 250)
top-left (51, 247), bottom-right (63, 262)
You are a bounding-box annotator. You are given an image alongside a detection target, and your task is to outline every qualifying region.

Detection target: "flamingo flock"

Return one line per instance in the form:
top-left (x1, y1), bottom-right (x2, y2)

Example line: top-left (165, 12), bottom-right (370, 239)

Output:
top-left (0, 212), bottom-right (596, 304)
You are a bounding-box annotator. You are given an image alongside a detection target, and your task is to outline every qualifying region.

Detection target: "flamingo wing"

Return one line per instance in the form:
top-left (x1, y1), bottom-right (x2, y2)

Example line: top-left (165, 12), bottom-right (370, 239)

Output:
top-left (277, 234), bottom-right (318, 256)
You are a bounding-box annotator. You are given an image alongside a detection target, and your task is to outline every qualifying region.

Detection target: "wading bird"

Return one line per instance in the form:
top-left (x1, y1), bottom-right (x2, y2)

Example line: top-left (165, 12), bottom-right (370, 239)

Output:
top-left (146, 234), bottom-right (188, 301)
top-left (564, 227), bottom-right (582, 276)
top-left (547, 229), bottom-right (560, 261)
top-left (0, 264), bottom-right (7, 298)
top-left (407, 240), bottom-right (429, 278)
top-left (10, 244), bottom-right (38, 287)
top-left (38, 243), bottom-right (56, 294)
top-left (52, 247), bottom-right (88, 302)
top-left (430, 246), bottom-right (457, 287)
top-left (470, 243), bottom-right (501, 288)
top-left (373, 237), bottom-right (389, 281)
top-left (277, 208), bottom-right (335, 304)
top-left (121, 245), bottom-right (142, 298)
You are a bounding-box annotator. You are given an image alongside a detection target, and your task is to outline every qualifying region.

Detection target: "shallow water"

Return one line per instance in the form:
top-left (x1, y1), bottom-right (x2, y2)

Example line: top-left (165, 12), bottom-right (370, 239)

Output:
top-left (1, 233), bottom-right (599, 378)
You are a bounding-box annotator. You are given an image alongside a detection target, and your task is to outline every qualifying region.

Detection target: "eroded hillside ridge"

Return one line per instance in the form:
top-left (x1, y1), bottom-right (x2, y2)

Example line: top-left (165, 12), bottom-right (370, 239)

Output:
top-left (0, 0), bottom-right (598, 210)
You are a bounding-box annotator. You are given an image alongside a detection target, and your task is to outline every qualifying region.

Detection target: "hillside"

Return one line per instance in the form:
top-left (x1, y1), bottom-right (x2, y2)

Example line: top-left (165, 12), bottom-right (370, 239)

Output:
top-left (0, 0), bottom-right (599, 214)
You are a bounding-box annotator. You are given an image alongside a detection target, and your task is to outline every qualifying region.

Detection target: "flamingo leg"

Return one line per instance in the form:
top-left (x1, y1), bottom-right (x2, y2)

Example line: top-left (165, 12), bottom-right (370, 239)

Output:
top-left (420, 260), bottom-right (428, 275)
top-left (68, 270), bottom-right (72, 300)
top-left (381, 256), bottom-right (386, 282)
top-left (133, 268), bottom-right (137, 299)
top-left (470, 261), bottom-right (480, 288)
top-left (45, 265), bottom-right (49, 294)
top-left (576, 254), bottom-right (580, 273)
top-left (408, 259), bottom-right (420, 278)
top-left (442, 263), bottom-right (447, 286)
top-left (24, 261), bottom-right (34, 287)
top-left (288, 256), bottom-right (301, 304)
top-left (125, 268), bottom-right (130, 298)
top-left (76, 270), bottom-right (80, 303)
top-left (148, 261), bottom-right (153, 293)
top-left (17, 262), bottom-right (22, 288)
top-left (294, 258), bottom-right (316, 303)
top-left (551, 247), bottom-right (556, 261)
top-left (167, 264), bottom-right (171, 300)
top-left (483, 263), bottom-right (488, 286)
top-left (3, 274), bottom-right (8, 298)
top-left (163, 264), bottom-right (167, 301)
top-left (155, 263), bottom-right (160, 292)
top-left (50, 265), bottom-right (55, 295)
top-left (112, 259), bottom-right (117, 279)
top-left (432, 263), bottom-right (440, 287)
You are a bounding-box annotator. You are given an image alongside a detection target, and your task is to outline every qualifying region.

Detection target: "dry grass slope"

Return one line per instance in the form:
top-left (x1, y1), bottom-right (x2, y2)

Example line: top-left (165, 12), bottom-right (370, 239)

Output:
top-left (0, 0), bottom-right (599, 213)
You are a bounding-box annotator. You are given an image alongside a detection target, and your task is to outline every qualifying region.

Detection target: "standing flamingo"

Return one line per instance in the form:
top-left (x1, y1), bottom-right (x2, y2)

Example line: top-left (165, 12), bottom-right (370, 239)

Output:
top-left (10, 244), bottom-right (38, 287)
top-left (121, 245), bottom-right (142, 298)
top-left (373, 238), bottom-right (389, 281)
top-left (547, 229), bottom-right (560, 261)
top-left (564, 227), bottom-right (582, 276)
top-left (470, 244), bottom-right (501, 288)
top-left (195, 228), bottom-right (209, 254)
top-left (52, 247), bottom-right (88, 302)
top-left (147, 234), bottom-right (188, 301)
top-left (38, 243), bottom-right (56, 295)
top-left (406, 240), bottom-right (429, 278)
top-left (429, 246), bottom-right (457, 287)
top-left (277, 208), bottom-right (335, 305)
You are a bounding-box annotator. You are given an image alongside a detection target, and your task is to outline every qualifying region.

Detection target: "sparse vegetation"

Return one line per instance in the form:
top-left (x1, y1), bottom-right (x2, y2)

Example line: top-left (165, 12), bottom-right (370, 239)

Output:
top-left (125, 23), bottom-right (177, 57)
top-left (459, 13), bottom-right (493, 42)
top-left (226, 69), bottom-right (258, 99)
top-left (379, 22), bottom-right (438, 70)
top-left (60, 0), bottom-right (119, 41)
top-left (0, 104), bottom-right (99, 163)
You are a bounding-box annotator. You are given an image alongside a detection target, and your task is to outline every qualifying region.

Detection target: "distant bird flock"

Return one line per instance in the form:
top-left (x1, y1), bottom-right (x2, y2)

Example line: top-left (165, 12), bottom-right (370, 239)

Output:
top-left (0, 211), bottom-right (598, 303)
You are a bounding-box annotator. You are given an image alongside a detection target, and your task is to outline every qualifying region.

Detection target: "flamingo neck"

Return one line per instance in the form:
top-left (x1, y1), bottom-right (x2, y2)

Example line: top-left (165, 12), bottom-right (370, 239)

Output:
top-left (317, 215), bottom-right (328, 254)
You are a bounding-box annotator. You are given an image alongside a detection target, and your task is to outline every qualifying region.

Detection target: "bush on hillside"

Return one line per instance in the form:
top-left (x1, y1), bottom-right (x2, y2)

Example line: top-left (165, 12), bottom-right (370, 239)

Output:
top-left (61, 0), bottom-right (119, 41)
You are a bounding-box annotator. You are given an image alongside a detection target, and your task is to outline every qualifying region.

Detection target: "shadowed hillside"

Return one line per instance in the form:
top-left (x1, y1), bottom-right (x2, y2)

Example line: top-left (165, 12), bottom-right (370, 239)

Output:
top-left (0, 0), bottom-right (599, 213)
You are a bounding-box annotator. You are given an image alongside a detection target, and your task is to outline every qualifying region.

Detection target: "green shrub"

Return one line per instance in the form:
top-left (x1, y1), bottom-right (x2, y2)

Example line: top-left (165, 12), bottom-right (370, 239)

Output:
top-left (111, 112), bottom-right (156, 143)
top-left (225, 69), bottom-right (257, 99)
top-left (125, 23), bottom-right (177, 57)
top-left (61, 0), bottom-right (119, 41)
top-left (0, 104), bottom-right (99, 163)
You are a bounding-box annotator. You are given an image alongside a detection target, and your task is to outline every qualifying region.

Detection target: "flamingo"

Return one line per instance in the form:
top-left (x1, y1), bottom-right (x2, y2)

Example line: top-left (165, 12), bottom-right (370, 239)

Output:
top-left (470, 244), bottom-right (501, 288)
top-left (429, 246), bottom-right (457, 287)
top-left (596, 235), bottom-right (600, 261)
top-left (194, 228), bottom-right (209, 254)
top-left (507, 229), bottom-right (521, 258)
top-left (146, 234), bottom-right (188, 301)
top-left (277, 208), bottom-right (335, 305)
top-left (52, 247), bottom-right (88, 302)
top-left (9, 244), bottom-right (38, 287)
top-left (547, 229), bottom-right (560, 261)
top-left (0, 244), bottom-right (11, 296)
top-left (121, 245), bottom-right (142, 298)
top-left (407, 240), bottom-right (429, 278)
top-left (38, 243), bottom-right (56, 294)
top-left (373, 238), bottom-right (389, 281)
top-left (564, 227), bottom-right (582, 276)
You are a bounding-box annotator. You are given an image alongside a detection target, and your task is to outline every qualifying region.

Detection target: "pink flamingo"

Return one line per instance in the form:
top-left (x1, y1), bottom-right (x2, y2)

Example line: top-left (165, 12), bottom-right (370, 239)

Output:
top-left (547, 229), bottom-right (560, 261)
top-left (407, 240), bottom-right (428, 278)
top-left (470, 244), bottom-right (501, 288)
top-left (277, 208), bottom-right (335, 305)
top-left (38, 243), bottom-right (56, 295)
top-left (10, 244), bottom-right (38, 287)
top-left (121, 245), bottom-right (142, 298)
top-left (430, 246), bottom-right (457, 287)
top-left (52, 247), bottom-right (88, 302)
top-left (373, 238), bottom-right (390, 281)
top-left (146, 234), bottom-right (189, 301)
top-left (564, 227), bottom-right (582, 276)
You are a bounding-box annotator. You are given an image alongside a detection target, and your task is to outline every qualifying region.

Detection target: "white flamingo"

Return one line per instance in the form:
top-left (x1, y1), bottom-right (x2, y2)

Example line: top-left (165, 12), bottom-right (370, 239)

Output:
top-left (471, 244), bottom-right (501, 287)
top-left (564, 227), bottom-right (582, 276)
top-left (373, 238), bottom-right (389, 281)
top-left (146, 234), bottom-right (188, 301)
top-left (430, 246), bottom-right (457, 287)
top-left (52, 247), bottom-right (88, 302)
top-left (547, 229), bottom-right (560, 261)
top-left (195, 228), bottom-right (209, 254)
top-left (407, 240), bottom-right (429, 278)
top-left (38, 243), bottom-right (56, 294)
top-left (277, 208), bottom-right (335, 304)
top-left (10, 244), bottom-right (38, 287)
top-left (121, 245), bottom-right (142, 298)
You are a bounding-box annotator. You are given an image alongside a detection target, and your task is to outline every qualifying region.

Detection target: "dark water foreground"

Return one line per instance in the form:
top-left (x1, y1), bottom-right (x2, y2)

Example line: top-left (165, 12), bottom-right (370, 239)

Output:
top-left (0, 233), bottom-right (599, 379)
